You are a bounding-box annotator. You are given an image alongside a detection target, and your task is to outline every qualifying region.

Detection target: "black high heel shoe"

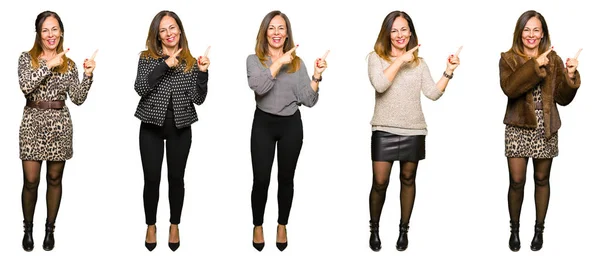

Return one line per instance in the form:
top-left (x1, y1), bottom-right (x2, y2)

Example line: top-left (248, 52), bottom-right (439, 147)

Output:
top-left (145, 225), bottom-right (157, 251)
top-left (396, 223), bottom-right (409, 251)
top-left (252, 226), bottom-right (265, 251)
top-left (22, 220), bottom-right (34, 252)
top-left (530, 222), bottom-right (545, 251)
top-left (369, 220), bottom-right (381, 252)
top-left (509, 221), bottom-right (521, 251)
top-left (276, 225), bottom-right (288, 251)
top-left (168, 225), bottom-right (180, 251)
top-left (42, 222), bottom-right (55, 251)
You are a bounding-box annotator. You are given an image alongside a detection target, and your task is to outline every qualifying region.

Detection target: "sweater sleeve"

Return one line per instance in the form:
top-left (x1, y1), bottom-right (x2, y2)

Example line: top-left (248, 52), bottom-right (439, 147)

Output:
top-left (247, 55), bottom-right (275, 96)
top-left (419, 59), bottom-right (443, 101)
top-left (294, 59), bottom-right (319, 107)
top-left (367, 52), bottom-right (393, 93)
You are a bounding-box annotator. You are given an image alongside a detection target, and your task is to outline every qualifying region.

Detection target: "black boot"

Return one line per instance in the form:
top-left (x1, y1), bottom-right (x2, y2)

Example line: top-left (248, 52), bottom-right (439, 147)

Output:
top-left (22, 220), bottom-right (34, 252)
top-left (508, 221), bottom-right (521, 251)
top-left (396, 223), bottom-right (409, 251)
top-left (42, 222), bottom-right (55, 251)
top-left (369, 220), bottom-right (381, 252)
top-left (530, 222), bottom-right (544, 251)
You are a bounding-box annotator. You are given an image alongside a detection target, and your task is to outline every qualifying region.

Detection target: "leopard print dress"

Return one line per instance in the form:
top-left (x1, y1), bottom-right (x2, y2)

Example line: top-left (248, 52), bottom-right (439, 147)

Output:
top-left (505, 85), bottom-right (558, 158)
top-left (18, 52), bottom-right (93, 161)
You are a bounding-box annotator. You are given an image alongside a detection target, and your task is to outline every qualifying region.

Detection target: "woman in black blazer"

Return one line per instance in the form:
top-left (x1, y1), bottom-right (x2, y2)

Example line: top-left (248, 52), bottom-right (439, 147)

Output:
top-left (134, 10), bottom-right (210, 252)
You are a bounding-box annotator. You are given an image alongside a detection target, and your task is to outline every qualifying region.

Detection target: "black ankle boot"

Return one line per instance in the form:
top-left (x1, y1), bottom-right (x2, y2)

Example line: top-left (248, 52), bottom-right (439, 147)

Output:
top-left (508, 221), bottom-right (521, 251)
top-left (368, 220), bottom-right (382, 251)
top-left (530, 222), bottom-right (544, 251)
top-left (396, 223), bottom-right (409, 251)
top-left (42, 222), bottom-right (55, 251)
top-left (22, 220), bottom-right (34, 252)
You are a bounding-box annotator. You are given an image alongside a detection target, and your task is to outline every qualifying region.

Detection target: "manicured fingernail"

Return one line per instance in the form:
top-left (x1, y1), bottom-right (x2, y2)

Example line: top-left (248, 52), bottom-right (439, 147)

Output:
top-left (318, 58), bottom-right (321, 60)
top-left (567, 58), bottom-right (570, 61)
top-left (199, 56), bottom-right (202, 58)
top-left (451, 54), bottom-right (454, 57)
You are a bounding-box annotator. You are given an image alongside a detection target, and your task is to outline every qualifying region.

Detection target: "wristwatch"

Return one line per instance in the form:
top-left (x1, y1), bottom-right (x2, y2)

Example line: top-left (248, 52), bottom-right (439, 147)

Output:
top-left (312, 75), bottom-right (322, 82)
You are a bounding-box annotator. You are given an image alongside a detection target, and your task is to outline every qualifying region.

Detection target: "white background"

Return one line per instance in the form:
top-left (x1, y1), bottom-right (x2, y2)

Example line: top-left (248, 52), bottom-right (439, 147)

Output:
top-left (1, 0), bottom-right (597, 261)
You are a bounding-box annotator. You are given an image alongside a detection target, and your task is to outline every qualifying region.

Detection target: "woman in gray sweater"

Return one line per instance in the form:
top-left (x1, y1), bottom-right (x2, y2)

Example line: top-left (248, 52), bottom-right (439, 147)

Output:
top-left (367, 10), bottom-right (461, 252)
top-left (246, 10), bottom-right (328, 252)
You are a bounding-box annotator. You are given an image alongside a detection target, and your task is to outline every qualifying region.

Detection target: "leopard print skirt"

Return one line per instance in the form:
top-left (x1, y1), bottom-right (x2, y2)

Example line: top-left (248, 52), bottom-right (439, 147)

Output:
top-left (504, 86), bottom-right (558, 158)
top-left (19, 106), bottom-right (74, 161)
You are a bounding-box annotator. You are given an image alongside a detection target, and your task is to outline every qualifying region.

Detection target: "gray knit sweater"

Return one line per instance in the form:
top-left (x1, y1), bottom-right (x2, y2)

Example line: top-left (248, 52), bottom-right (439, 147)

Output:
top-left (246, 54), bottom-right (319, 116)
top-left (368, 52), bottom-right (443, 134)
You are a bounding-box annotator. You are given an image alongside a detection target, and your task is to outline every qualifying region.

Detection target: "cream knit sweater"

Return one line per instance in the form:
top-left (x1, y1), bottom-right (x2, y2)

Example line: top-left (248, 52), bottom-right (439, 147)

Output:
top-left (368, 52), bottom-right (443, 133)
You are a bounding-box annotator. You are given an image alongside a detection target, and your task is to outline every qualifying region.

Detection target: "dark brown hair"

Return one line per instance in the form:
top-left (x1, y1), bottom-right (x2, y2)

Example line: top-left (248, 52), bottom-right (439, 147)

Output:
top-left (141, 10), bottom-right (195, 72)
top-left (510, 10), bottom-right (551, 58)
top-left (254, 10), bottom-right (300, 73)
top-left (374, 11), bottom-right (419, 65)
top-left (29, 11), bottom-right (69, 73)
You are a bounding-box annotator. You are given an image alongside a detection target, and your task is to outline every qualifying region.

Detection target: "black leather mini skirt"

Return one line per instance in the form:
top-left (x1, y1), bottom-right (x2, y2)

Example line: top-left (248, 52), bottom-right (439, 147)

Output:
top-left (371, 131), bottom-right (425, 162)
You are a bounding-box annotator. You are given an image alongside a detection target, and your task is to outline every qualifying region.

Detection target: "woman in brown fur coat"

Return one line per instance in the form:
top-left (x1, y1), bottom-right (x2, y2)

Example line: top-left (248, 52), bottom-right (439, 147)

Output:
top-left (500, 10), bottom-right (581, 252)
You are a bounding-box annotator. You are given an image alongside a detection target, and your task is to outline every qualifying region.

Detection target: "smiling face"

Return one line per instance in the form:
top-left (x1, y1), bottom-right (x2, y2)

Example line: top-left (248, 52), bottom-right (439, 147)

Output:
top-left (390, 16), bottom-right (411, 52)
top-left (266, 15), bottom-right (287, 51)
top-left (159, 15), bottom-right (180, 50)
top-left (40, 16), bottom-right (61, 52)
top-left (521, 17), bottom-right (544, 55)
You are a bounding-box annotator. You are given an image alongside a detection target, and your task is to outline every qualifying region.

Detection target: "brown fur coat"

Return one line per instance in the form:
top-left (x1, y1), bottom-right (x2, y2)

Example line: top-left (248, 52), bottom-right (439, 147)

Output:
top-left (499, 50), bottom-right (580, 138)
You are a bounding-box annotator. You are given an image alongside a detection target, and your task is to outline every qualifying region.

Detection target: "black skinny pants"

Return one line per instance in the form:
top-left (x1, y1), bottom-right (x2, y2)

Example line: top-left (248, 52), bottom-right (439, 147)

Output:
top-left (251, 108), bottom-right (303, 226)
top-left (140, 117), bottom-right (191, 225)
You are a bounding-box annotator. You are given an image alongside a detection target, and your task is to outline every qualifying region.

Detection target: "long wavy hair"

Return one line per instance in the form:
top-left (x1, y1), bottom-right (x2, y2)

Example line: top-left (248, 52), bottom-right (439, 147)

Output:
top-left (29, 11), bottom-right (69, 73)
top-left (141, 10), bottom-right (195, 72)
top-left (374, 11), bottom-right (419, 65)
top-left (510, 10), bottom-right (551, 58)
top-left (254, 10), bottom-right (300, 73)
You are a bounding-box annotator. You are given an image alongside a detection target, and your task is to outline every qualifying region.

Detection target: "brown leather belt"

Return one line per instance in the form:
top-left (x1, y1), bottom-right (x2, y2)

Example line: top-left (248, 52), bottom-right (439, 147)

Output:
top-left (26, 100), bottom-right (65, 109)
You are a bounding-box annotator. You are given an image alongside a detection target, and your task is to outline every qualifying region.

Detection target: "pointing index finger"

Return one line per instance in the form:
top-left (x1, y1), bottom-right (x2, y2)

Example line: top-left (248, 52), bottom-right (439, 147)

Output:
top-left (321, 50), bottom-right (330, 60)
top-left (455, 46), bottom-right (463, 56)
top-left (57, 48), bottom-right (70, 57)
top-left (174, 48), bottom-right (183, 57)
top-left (90, 49), bottom-right (98, 60)
top-left (573, 48), bottom-right (582, 59)
top-left (287, 44), bottom-right (298, 54)
top-left (541, 46), bottom-right (553, 57)
top-left (408, 44), bottom-right (420, 53)
top-left (204, 46), bottom-right (211, 57)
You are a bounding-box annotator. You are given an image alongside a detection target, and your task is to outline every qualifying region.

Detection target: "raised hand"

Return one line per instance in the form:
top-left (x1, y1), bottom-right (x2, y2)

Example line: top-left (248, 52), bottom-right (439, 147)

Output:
top-left (566, 48), bottom-right (582, 76)
top-left (536, 46), bottom-right (553, 67)
top-left (47, 48), bottom-right (69, 69)
top-left (446, 46), bottom-right (462, 71)
top-left (398, 44), bottom-right (420, 64)
top-left (314, 50), bottom-right (329, 75)
top-left (275, 44), bottom-right (298, 66)
top-left (165, 48), bottom-right (183, 68)
top-left (197, 46), bottom-right (211, 72)
top-left (83, 49), bottom-right (98, 76)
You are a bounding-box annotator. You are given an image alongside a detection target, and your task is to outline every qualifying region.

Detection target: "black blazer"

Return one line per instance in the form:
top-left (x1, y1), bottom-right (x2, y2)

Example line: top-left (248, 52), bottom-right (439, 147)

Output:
top-left (134, 55), bottom-right (208, 128)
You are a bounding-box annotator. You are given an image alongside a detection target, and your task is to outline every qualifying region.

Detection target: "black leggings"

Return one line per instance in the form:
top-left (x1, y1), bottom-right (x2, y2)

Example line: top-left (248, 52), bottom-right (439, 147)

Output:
top-left (251, 108), bottom-right (303, 226)
top-left (140, 117), bottom-right (191, 225)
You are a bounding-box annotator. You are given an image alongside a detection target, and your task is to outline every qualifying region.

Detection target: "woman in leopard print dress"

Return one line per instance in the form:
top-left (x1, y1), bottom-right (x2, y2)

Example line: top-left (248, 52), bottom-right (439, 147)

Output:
top-left (500, 10), bottom-right (581, 252)
top-left (18, 11), bottom-right (97, 252)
